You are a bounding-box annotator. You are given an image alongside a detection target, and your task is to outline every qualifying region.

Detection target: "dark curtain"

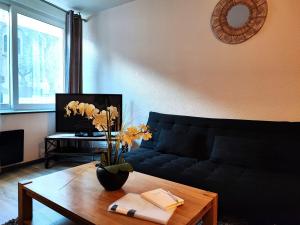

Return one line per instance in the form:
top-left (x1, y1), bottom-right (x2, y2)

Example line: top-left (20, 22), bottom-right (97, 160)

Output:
top-left (65, 10), bottom-right (83, 94)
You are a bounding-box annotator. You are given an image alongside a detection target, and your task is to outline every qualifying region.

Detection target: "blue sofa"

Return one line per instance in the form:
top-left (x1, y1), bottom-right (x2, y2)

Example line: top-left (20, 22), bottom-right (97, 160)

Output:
top-left (124, 112), bottom-right (300, 225)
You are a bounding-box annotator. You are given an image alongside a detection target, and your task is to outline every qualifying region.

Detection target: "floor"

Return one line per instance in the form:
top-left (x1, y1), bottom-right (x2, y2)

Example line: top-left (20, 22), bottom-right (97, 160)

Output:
top-left (0, 159), bottom-right (86, 224)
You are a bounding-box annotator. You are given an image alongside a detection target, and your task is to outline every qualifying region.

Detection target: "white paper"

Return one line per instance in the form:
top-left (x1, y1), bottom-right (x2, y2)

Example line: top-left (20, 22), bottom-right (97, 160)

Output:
top-left (108, 193), bottom-right (176, 224)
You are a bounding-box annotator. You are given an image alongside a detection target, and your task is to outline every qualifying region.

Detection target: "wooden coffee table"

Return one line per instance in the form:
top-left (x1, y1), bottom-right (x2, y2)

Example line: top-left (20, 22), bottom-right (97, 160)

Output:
top-left (18, 163), bottom-right (217, 225)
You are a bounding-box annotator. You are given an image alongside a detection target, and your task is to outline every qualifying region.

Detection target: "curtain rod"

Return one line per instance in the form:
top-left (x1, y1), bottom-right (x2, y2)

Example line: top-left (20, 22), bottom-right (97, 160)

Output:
top-left (39, 0), bottom-right (88, 22)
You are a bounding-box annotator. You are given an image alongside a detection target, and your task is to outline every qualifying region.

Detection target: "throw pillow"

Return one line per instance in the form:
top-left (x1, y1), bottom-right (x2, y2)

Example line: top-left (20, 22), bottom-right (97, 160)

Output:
top-left (210, 135), bottom-right (269, 168)
top-left (155, 129), bottom-right (206, 159)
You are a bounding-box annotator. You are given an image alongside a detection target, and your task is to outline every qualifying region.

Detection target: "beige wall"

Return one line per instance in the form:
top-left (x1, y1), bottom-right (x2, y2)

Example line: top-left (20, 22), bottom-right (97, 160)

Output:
top-left (83, 0), bottom-right (300, 124)
top-left (0, 113), bottom-right (55, 164)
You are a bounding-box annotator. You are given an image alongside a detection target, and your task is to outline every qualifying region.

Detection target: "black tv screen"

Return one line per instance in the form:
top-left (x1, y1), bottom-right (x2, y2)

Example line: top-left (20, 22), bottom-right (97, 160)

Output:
top-left (56, 94), bottom-right (122, 134)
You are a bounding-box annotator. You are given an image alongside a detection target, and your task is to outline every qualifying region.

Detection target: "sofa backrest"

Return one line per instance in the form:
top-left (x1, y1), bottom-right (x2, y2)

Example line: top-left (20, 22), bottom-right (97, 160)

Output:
top-left (141, 112), bottom-right (300, 172)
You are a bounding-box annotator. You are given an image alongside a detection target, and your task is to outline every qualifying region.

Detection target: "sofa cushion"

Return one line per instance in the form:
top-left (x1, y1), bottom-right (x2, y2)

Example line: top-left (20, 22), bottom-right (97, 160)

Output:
top-left (155, 128), bottom-right (206, 159)
top-left (125, 147), bottom-right (300, 224)
top-left (141, 112), bottom-right (300, 151)
top-left (229, 168), bottom-right (300, 225)
top-left (210, 135), bottom-right (300, 174)
top-left (269, 139), bottom-right (300, 174)
top-left (124, 147), bottom-right (197, 182)
top-left (179, 160), bottom-right (300, 224)
top-left (210, 136), bottom-right (269, 169)
top-left (140, 112), bottom-right (210, 152)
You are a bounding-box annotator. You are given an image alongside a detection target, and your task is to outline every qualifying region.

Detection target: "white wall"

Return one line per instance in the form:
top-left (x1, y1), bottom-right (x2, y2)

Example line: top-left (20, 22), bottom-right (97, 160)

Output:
top-left (83, 0), bottom-right (300, 125)
top-left (0, 113), bottom-right (55, 163)
top-left (82, 15), bottom-right (100, 93)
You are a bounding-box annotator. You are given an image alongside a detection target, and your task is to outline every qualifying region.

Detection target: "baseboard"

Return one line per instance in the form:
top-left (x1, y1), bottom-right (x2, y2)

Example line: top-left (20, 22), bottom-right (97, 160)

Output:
top-left (0, 158), bottom-right (45, 173)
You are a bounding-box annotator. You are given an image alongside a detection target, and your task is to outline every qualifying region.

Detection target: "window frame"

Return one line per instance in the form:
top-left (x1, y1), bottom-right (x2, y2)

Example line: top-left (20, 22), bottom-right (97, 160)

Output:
top-left (0, 2), bottom-right (65, 112)
top-left (11, 5), bottom-right (66, 110)
top-left (0, 3), bottom-right (10, 110)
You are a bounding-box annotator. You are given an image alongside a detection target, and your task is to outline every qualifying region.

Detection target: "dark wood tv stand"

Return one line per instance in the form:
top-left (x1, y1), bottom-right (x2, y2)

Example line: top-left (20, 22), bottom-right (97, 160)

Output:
top-left (44, 133), bottom-right (114, 168)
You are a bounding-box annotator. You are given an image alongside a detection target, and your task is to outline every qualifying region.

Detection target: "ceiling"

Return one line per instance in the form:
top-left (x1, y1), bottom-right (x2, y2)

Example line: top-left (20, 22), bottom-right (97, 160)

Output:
top-left (44, 0), bottom-right (135, 18)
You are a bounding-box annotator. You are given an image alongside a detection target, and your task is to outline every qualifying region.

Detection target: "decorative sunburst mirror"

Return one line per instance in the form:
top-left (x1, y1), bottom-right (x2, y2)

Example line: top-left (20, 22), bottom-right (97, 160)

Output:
top-left (211, 0), bottom-right (268, 44)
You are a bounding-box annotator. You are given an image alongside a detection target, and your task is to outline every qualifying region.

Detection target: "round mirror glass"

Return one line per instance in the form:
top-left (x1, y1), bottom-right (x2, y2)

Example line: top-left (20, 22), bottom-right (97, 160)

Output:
top-left (227, 4), bottom-right (250, 28)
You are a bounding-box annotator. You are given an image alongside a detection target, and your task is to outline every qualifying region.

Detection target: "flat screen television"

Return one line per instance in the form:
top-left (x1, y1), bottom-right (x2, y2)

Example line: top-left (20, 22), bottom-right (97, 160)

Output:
top-left (56, 93), bottom-right (122, 136)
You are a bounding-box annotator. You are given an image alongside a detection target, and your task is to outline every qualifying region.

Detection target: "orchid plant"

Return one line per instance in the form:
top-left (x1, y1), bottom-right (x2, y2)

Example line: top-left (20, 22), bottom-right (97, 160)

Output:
top-left (65, 101), bottom-right (152, 173)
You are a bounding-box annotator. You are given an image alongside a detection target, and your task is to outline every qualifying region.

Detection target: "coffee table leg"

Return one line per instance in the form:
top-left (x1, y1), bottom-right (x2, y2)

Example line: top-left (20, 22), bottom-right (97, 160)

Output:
top-left (18, 182), bottom-right (33, 225)
top-left (203, 195), bottom-right (218, 225)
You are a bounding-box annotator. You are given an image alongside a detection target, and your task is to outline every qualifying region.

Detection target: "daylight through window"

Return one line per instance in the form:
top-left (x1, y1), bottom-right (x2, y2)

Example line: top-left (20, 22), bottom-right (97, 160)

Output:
top-left (17, 14), bottom-right (64, 105)
top-left (0, 4), bottom-right (65, 111)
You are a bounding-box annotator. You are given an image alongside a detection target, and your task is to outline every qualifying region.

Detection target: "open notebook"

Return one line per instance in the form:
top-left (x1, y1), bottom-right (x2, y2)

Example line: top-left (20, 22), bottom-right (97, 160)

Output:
top-left (108, 193), bottom-right (176, 225)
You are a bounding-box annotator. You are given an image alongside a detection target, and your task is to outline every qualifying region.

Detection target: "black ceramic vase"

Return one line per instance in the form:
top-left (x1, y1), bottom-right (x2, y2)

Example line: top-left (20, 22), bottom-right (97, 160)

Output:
top-left (96, 167), bottom-right (129, 191)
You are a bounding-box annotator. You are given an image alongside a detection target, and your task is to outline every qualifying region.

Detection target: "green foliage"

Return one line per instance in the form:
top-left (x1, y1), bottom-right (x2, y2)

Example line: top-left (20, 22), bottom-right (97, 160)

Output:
top-left (104, 163), bottom-right (133, 174)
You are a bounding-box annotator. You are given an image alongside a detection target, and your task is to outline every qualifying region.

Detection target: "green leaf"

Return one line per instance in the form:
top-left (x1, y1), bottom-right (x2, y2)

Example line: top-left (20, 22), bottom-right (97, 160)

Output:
top-left (104, 163), bottom-right (133, 174)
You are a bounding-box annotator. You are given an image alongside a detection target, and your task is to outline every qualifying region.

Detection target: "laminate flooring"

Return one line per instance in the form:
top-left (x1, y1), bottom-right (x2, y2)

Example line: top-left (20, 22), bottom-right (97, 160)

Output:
top-left (0, 160), bottom-right (85, 224)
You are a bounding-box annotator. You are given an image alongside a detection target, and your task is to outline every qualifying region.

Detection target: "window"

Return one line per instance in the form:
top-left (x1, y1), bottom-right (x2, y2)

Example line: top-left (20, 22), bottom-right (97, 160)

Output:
top-left (0, 7), bottom-right (9, 107)
top-left (17, 14), bottom-right (64, 105)
top-left (0, 3), bottom-right (65, 111)
top-left (3, 34), bottom-right (7, 53)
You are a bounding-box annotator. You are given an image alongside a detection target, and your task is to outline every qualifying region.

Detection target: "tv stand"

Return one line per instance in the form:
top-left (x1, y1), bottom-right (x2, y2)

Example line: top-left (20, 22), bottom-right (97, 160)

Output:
top-left (44, 133), bottom-right (118, 168)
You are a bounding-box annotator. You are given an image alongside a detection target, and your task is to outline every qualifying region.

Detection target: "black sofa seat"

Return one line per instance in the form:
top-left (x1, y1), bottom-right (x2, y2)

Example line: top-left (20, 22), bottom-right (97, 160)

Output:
top-left (124, 112), bottom-right (300, 225)
top-left (126, 147), bottom-right (198, 181)
top-left (180, 160), bottom-right (300, 224)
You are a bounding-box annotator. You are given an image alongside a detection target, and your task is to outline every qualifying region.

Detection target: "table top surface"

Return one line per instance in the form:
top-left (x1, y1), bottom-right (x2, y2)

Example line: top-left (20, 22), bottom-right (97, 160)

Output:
top-left (23, 163), bottom-right (217, 225)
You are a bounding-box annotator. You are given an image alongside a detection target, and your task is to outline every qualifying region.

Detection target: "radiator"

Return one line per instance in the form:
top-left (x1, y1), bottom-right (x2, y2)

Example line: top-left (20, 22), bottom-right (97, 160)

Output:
top-left (0, 129), bottom-right (24, 167)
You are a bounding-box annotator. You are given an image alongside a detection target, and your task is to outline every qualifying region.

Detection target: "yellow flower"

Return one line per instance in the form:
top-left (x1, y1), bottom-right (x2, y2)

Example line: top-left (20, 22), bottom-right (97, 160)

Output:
top-left (127, 126), bottom-right (139, 135)
top-left (120, 126), bottom-right (145, 146)
top-left (92, 111), bottom-right (108, 131)
top-left (142, 132), bottom-right (152, 141)
top-left (67, 101), bottom-right (79, 115)
top-left (78, 103), bottom-right (88, 116)
top-left (122, 134), bottom-right (134, 146)
top-left (85, 104), bottom-right (98, 118)
top-left (107, 106), bottom-right (119, 119)
top-left (139, 124), bottom-right (149, 132)
top-left (64, 106), bottom-right (71, 116)
top-left (64, 101), bottom-right (152, 149)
